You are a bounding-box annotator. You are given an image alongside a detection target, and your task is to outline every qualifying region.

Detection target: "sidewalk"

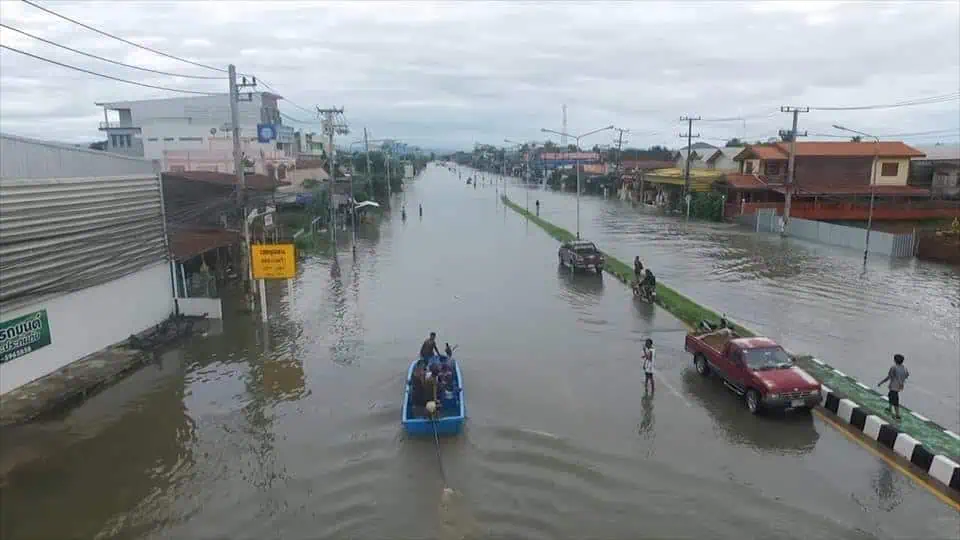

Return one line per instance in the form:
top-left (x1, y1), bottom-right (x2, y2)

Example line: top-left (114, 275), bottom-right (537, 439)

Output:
top-left (0, 345), bottom-right (147, 428)
top-left (502, 195), bottom-right (960, 493)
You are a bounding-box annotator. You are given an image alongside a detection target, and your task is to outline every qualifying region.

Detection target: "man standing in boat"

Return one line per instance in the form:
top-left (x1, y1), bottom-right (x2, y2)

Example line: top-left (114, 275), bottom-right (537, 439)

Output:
top-left (420, 332), bottom-right (441, 364)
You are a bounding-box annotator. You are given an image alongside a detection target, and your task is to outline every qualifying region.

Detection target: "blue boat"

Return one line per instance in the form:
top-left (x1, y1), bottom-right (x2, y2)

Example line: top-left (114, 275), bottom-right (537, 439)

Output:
top-left (402, 356), bottom-right (465, 436)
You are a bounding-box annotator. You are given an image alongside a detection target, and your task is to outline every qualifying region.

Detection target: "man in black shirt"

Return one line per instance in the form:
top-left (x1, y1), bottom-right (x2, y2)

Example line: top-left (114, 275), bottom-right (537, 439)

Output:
top-left (420, 332), bottom-right (440, 362)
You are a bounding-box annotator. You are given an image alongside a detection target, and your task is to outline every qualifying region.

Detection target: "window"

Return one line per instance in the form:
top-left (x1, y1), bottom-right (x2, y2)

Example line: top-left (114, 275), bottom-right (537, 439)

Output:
top-left (764, 162), bottom-right (781, 176)
top-left (179, 137), bottom-right (202, 142)
top-left (744, 161), bottom-right (754, 173)
top-left (170, 165), bottom-right (186, 173)
top-left (881, 162), bottom-right (899, 177)
top-left (123, 135), bottom-right (132, 147)
top-left (110, 135), bottom-right (118, 147)
top-left (163, 137), bottom-right (175, 142)
top-left (147, 137), bottom-right (159, 142)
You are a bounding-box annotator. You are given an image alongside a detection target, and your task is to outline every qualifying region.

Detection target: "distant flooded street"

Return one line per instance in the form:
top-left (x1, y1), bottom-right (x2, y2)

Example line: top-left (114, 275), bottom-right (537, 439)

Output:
top-left (1, 166), bottom-right (957, 540)
top-left (526, 185), bottom-right (960, 431)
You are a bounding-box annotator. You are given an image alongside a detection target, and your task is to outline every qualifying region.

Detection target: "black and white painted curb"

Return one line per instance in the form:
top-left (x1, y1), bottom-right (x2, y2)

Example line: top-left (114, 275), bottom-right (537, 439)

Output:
top-left (820, 384), bottom-right (960, 492)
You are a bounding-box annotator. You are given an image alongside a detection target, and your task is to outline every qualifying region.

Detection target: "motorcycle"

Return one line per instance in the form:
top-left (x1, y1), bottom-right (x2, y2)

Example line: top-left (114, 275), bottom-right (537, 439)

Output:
top-left (632, 280), bottom-right (656, 303)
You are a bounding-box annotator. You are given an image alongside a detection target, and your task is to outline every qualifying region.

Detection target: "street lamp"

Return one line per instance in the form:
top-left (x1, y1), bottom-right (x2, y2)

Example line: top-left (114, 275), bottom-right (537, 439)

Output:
top-left (541, 125), bottom-right (615, 239)
top-left (833, 124), bottom-right (879, 266)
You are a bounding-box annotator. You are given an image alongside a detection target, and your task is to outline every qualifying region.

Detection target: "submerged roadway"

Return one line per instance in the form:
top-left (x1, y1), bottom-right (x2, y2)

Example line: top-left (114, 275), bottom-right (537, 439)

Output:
top-left (0, 164), bottom-right (957, 540)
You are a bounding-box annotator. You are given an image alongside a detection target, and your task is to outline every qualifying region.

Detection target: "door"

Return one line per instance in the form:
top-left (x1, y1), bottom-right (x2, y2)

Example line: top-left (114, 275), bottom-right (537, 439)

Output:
top-left (727, 348), bottom-right (750, 393)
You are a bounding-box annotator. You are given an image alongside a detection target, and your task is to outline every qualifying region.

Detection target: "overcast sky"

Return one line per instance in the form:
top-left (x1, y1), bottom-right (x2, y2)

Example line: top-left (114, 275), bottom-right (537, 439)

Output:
top-left (1, 1), bottom-right (958, 151)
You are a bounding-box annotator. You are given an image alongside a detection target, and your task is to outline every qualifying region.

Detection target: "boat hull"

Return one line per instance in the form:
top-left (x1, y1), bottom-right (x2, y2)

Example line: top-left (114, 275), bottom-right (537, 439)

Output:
top-left (402, 357), bottom-right (465, 436)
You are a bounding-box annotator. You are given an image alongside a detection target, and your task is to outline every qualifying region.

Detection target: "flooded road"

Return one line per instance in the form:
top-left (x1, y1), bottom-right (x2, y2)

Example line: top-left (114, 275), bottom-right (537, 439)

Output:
top-left (522, 183), bottom-right (960, 431)
top-left (1, 165), bottom-right (958, 539)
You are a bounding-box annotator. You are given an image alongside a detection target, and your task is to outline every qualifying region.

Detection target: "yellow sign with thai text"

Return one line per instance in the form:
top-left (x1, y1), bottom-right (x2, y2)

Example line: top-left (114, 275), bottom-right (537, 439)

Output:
top-left (252, 244), bottom-right (296, 279)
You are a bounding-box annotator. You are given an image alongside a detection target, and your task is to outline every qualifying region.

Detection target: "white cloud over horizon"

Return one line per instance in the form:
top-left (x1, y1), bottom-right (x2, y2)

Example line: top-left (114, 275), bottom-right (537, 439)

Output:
top-left (1, 0), bottom-right (958, 151)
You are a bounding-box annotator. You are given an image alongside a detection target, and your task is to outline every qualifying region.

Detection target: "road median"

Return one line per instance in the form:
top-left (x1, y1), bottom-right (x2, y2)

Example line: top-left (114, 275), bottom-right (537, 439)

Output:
top-left (502, 195), bottom-right (960, 494)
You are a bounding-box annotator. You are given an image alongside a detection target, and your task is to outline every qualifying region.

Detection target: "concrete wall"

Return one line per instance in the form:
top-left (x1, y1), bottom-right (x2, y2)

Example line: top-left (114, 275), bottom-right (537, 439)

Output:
top-left (873, 157), bottom-right (911, 186)
top-left (0, 262), bottom-right (175, 394)
top-left (748, 210), bottom-right (916, 257)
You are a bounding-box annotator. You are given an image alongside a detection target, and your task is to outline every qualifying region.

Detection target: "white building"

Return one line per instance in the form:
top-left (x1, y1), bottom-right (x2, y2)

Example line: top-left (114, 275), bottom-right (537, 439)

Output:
top-left (96, 92), bottom-right (296, 164)
top-left (703, 146), bottom-right (745, 172)
top-left (0, 134), bottom-right (175, 394)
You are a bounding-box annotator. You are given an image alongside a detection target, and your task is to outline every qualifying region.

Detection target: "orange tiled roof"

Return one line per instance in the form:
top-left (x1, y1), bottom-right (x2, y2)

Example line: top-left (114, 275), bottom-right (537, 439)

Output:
top-left (735, 141), bottom-right (925, 161)
top-left (723, 173), bottom-right (769, 190)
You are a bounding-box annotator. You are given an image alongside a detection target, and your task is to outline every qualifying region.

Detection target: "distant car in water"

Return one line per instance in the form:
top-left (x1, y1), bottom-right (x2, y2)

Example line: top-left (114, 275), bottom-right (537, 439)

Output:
top-left (558, 240), bottom-right (604, 274)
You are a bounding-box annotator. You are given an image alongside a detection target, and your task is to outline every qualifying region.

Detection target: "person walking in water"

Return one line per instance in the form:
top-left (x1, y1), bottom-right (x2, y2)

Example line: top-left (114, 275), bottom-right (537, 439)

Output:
top-left (418, 203), bottom-right (423, 217)
top-left (535, 199), bottom-right (540, 216)
top-left (877, 354), bottom-right (909, 420)
top-left (642, 338), bottom-right (656, 392)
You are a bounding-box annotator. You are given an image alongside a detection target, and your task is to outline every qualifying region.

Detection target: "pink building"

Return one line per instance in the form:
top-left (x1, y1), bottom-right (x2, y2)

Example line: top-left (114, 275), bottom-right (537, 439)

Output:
top-left (163, 138), bottom-right (295, 180)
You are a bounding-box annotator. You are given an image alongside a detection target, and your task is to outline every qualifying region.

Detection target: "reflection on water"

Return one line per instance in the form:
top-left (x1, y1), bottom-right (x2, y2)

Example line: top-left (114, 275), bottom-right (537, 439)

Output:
top-left (0, 165), bottom-right (954, 540)
top-left (540, 191), bottom-right (960, 430)
top-left (681, 369), bottom-right (819, 455)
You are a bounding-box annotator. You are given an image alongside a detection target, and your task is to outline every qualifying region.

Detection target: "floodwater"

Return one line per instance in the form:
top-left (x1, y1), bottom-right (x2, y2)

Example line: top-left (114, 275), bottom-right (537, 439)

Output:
top-left (1, 165), bottom-right (958, 539)
top-left (520, 182), bottom-right (960, 431)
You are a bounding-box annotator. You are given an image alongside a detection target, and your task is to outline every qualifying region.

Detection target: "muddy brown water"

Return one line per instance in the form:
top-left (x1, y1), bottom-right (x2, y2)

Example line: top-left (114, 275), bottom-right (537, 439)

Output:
top-left (1, 165), bottom-right (957, 539)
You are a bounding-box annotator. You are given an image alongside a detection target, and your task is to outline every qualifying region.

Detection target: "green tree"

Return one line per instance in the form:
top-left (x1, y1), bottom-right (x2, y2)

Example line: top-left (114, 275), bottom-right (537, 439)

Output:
top-left (850, 136), bottom-right (862, 142)
top-left (725, 138), bottom-right (743, 147)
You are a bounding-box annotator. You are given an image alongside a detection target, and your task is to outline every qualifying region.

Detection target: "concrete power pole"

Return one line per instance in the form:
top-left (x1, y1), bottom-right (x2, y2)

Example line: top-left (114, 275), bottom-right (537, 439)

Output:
top-left (364, 127), bottom-right (373, 199)
top-left (561, 104), bottom-right (568, 147)
top-left (318, 107), bottom-right (348, 247)
top-left (679, 116), bottom-right (701, 198)
top-left (228, 65), bottom-right (257, 298)
top-left (779, 106), bottom-right (809, 236)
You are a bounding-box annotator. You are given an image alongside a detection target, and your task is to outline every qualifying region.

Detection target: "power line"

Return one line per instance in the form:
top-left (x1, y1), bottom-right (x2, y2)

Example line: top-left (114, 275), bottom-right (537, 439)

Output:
top-left (0, 23), bottom-right (226, 80)
top-left (280, 111), bottom-right (322, 125)
top-left (254, 78), bottom-right (317, 115)
top-left (0, 44), bottom-right (220, 95)
top-left (20, 0), bottom-right (226, 73)
top-left (809, 92), bottom-right (960, 111)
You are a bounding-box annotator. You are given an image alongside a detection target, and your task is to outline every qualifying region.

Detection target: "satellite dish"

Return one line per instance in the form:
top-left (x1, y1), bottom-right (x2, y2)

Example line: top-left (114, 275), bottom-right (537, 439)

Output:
top-left (210, 128), bottom-right (217, 135)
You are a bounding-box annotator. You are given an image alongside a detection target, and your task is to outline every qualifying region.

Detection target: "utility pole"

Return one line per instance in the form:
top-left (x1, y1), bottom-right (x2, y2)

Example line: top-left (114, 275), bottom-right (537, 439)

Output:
top-left (779, 106), bottom-right (809, 236)
top-left (364, 127), bottom-right (373, 200)
top-left (385, 144), bottom-right (392, 205)
top-left (613, 128), bottom-right (627, 175)
top-left (679, 115), bottom-right (701, 200)
top-left (229, 65), bottom-right (257, 304)
top-left (318, 107), bottom-right (348, 247)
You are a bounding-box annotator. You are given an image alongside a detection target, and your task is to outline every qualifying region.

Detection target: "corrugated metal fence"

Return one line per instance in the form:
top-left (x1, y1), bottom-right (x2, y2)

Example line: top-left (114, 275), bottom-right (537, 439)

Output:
top-left (745, 209), bottom-right (916, 258)
top-left (0, 134), bottom-right (168, 311)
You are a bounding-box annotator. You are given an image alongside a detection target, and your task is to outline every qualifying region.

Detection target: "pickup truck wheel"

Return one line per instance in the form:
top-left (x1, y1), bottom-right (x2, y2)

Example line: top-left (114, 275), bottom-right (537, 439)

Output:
top-left (694, 354), bottom-right (710, 376)
top-left (746, 390), bottom-right (761, 415)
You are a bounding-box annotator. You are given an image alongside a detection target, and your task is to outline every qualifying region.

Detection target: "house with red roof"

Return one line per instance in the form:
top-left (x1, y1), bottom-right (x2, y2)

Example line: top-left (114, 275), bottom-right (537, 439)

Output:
top-left (718, 141), bottom-right (959, 220)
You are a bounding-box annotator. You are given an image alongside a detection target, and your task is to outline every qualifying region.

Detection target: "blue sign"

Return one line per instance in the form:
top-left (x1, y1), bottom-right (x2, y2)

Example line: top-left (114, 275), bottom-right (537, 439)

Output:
top-left (257, 124), bottom-right (277, 143)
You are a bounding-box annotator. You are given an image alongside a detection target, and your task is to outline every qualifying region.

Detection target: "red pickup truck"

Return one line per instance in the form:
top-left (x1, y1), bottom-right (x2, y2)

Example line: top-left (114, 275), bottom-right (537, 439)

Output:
top-left (684, 330), bottom-right (822, 415)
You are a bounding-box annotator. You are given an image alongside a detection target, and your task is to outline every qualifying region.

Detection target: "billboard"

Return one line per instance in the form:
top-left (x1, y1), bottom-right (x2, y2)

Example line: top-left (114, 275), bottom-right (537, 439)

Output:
top-left (539, 152), bottom-right (601, 168)
top-left (252, 244), bottom-right (296, 279)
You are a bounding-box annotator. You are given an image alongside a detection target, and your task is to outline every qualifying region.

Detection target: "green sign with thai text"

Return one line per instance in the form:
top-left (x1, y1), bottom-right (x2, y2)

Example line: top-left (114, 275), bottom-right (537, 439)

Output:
top-left (0, 310), bottom-right (52, 365)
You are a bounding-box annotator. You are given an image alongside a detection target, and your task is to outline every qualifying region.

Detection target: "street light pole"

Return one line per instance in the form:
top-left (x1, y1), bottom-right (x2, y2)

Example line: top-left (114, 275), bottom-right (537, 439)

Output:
top-left (541, 125), bottom-right (614, 240)
top-left (833, 124), bottom-right (879, 266)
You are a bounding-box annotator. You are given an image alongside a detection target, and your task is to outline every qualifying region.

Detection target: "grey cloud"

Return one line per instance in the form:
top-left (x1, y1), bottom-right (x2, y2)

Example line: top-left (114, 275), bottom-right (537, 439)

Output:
top-left (0, 0), bottom-right (957, 149)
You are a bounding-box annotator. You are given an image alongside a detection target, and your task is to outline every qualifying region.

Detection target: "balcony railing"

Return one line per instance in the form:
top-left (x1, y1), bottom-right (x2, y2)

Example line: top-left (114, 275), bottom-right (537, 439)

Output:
top-left (99, 121), bottom-right (135, 130)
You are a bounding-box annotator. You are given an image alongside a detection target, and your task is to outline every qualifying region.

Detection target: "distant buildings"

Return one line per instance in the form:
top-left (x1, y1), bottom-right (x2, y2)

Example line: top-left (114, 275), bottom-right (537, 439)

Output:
top-left (95, 93), bottom-right (304, 179)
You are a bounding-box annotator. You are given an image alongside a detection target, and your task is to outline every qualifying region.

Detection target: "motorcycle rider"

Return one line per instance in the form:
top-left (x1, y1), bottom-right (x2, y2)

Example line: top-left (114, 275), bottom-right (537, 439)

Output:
top-left (640, 268), bottom-right (656, 300)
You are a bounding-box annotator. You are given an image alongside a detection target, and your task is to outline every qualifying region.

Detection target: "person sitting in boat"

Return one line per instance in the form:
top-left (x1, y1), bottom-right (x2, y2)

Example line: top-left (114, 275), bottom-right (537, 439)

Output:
top-left (411, 363), bottom-right (431, 410)
top-left (444, 342), bottom-right (453, 359)
top-left (420, 332), bottom-right (441, 365)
